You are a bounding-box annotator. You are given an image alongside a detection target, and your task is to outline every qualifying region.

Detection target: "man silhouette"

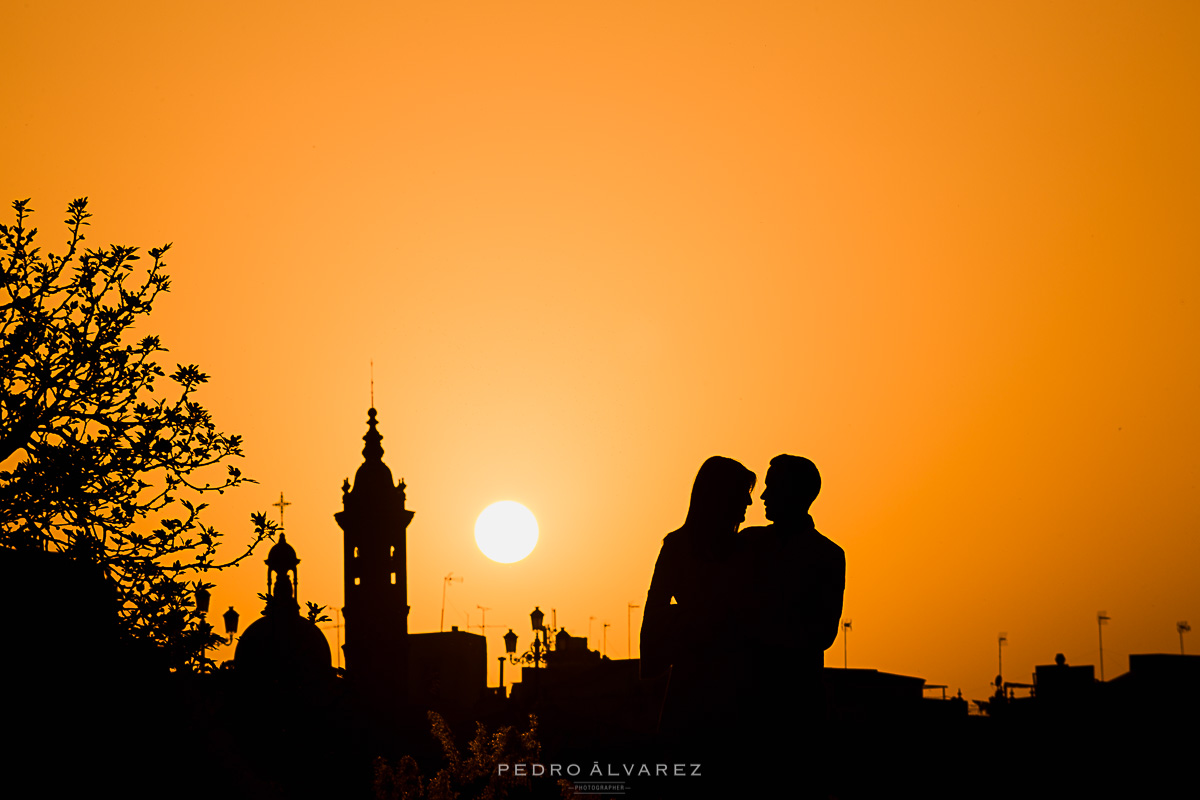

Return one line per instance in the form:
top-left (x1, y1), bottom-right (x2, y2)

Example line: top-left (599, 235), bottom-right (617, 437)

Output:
top-left (743, 454), bottom-right (845, 668)
top-left (739, 454), bottom-right (844, 793)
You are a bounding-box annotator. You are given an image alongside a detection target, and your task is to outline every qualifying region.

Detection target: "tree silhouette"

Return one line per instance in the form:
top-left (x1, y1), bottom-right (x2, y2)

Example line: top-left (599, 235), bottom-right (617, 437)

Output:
top-left (373, 712), bottom-right (551, 800)
top-left (0, 197), bottom-right (273, 669)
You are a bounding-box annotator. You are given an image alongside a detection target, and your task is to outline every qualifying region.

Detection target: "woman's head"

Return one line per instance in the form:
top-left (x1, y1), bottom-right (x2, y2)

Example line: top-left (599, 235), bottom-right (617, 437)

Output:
top-left (685, 456), bottom-right (756, 529)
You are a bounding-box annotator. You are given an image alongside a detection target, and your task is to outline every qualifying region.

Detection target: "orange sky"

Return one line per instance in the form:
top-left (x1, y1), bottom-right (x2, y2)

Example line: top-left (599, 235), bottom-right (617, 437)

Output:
top-left (5, 1), bottom-right (1199, 705)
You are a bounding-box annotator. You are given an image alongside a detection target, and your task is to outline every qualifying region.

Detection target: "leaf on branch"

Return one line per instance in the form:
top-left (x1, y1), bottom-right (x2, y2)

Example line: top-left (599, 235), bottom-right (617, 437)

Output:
top-left (305, 602), bottom-right (331, 624)
top-left (0, 198), bottom-right (261, 672)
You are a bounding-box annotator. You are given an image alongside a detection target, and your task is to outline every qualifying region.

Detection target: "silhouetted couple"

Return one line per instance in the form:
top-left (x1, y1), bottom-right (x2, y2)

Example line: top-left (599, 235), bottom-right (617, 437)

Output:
top-left (641, 454), bottom-right (845, 796)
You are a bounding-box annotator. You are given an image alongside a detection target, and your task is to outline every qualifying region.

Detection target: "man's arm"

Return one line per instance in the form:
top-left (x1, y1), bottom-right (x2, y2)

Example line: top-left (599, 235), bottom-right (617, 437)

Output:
top-left (816, 543), bottom-right (847, 652)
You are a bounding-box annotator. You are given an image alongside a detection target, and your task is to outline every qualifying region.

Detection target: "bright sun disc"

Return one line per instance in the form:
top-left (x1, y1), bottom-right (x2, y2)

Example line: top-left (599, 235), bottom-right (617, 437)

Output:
top-left (475, 501), bottom-right (539, 563)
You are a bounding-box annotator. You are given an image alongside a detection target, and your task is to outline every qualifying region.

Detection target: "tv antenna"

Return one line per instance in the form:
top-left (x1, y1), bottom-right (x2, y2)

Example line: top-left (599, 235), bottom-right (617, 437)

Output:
top-left (1097, 612), bottom-right (1110, 681)
top-left (440, 573), bottom-right (463, 632)
top-left (322, 607), bottom-right (344, 669)
top-left (998, 632), bottom-right (1008, 680)
top-left (474, 605), bottom-right (507, 637)
top-left (1178, 621), bottom-right (1191, 655)
top-left (842, 619), bottom-right (853, 668)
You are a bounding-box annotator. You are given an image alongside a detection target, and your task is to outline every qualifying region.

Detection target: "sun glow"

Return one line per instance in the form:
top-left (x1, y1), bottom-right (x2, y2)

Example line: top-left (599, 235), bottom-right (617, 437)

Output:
top-left (474, 501), bottom-right (539, 564)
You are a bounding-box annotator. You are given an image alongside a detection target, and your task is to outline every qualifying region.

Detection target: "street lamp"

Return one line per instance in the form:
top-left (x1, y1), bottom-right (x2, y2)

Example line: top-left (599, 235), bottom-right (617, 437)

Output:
top-left (222, 606), bottom-right (240, 646)
top-left (194, 585), bottom-right (211, 615)
top-left (504, 627), bottom-right (519, 655)
top-left (504, 607), bottom-right (555, 672)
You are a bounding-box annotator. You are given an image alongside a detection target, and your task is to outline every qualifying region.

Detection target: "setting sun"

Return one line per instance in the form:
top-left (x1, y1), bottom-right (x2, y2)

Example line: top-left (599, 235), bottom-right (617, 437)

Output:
top-left (474, 501), bottom-right (539, 564)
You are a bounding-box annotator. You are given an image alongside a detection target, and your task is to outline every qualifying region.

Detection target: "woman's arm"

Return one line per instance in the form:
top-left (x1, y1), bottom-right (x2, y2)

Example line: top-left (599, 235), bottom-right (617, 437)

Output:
top-left (640, 536), bottom-right (682, 679)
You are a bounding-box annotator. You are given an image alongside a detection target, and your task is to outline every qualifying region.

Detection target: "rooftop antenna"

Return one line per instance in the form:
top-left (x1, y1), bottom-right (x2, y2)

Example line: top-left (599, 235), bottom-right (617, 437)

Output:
top-left (589, 616), bottom-right (595, 644)
top-left (440, 573), bottom-right (463, 632)
top-left (322, 607), bottom-right (344, 669)
top-left (603, 622), bottom-right (611, 657)
top-left (842, 619), bottom-right (853, 668)
top-left (998, 632), bottom-right (1008, 680)
top-left (272, 492), bottom-right (291, 529)
top-left (1178, 621), bottom-right (1191, 655)
top-left (370, 360), bottom-right (374, 407)
top-left (1097, 612), bottom-right (1110, 681)
top-left (478, 605), bottom-right (491, 637)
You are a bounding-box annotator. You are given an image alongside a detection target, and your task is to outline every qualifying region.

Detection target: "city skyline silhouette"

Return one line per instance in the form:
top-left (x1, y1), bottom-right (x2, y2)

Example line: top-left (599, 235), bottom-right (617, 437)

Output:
top-left (4, 398), bottom-right (1194, 798)
top-left (3, 0), bottom-right (1198, 749)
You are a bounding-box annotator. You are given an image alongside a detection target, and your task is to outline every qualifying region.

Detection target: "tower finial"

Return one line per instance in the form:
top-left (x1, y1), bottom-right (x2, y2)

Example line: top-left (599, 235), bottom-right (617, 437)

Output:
top-left (370, 360), bottom-right (374, 408)
top-left (363, 407), bottom-right (384, 462)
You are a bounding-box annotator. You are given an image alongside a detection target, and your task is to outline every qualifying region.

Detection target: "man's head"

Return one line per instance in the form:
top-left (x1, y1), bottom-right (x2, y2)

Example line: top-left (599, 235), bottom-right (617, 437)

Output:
top-left (761, 455), bottom-right (821, 523)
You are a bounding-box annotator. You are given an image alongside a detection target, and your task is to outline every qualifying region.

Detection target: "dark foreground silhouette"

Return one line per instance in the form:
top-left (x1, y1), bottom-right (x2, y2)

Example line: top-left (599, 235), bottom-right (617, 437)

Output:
top-left (6, 413), bottom-right (1195, 799)
top-left (641, 454), bottom-right (846, 796)
top-left (641, 457), bottom-right (756, 765)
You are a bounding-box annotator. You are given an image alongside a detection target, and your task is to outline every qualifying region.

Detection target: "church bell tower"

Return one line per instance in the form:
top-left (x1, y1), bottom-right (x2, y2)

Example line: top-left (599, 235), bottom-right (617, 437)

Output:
top-left (335, 408), bottom-right (413, 701)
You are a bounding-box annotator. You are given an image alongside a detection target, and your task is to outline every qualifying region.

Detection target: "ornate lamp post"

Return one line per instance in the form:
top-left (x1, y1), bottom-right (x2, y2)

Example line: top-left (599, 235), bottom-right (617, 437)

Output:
top-left (504, 628), bottom-right (519, 659)
top-left (503, 607), bottom-right (555, 674)
top-left (222, 606), bottom-right (240, 646)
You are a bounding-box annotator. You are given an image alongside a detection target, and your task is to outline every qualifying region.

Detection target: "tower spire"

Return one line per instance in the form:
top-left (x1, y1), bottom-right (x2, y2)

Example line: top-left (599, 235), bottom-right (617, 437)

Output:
top-left (363, 408), bottom-right (384, 462)
top-left (336, 405), bottom-right (414, 708)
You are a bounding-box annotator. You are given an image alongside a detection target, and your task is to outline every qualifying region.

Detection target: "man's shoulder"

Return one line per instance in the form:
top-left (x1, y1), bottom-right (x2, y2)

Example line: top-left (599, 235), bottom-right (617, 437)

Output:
top-left (811, 529), bottom-right (846, 563)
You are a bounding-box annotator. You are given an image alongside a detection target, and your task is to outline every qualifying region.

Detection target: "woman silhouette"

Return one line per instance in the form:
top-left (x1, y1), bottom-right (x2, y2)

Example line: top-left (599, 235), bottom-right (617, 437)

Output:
top-left (641, 456), bottom-right (756, 757)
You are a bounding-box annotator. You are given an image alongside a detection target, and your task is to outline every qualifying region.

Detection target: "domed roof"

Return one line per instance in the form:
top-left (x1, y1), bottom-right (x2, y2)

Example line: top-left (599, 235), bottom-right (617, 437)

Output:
top-left (351, 408), bottom-right (395, 493)
top-left (235, 610), bottom-right (332, 681)
top-left (354, 458), bottom-right (395, 493)
top-left (236, 531), bottom-right (330, 682)
top-left (266, 533), bottom-right (299, 572)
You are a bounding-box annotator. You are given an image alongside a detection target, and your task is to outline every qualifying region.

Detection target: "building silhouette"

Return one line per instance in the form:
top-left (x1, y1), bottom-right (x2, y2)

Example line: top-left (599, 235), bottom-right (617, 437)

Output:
top-left (234, 532), bottom-right (332, 684)
top-left (335, 408), bottom-right (414, 707)
top-left (408, 626), bottom-right (487, 711)
top-left (333, 407), bottom-right (487, 715)
top-left (15, 406), bottom-right (1194, 797)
